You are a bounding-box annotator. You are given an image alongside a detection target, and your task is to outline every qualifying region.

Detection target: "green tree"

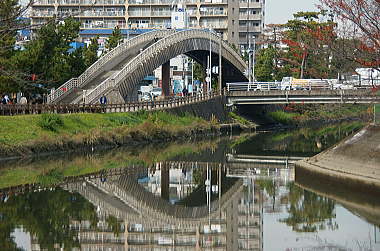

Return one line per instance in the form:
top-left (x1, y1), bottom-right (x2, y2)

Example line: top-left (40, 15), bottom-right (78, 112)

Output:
top-left (281, 11), bottom-right (337, 79)
top-left (13, 17), bottom-right (84, 89)
top-left (0, 0), bottom-right (21, 93)
top-left (255, 46), bottom-right (276, 82)
top-left (106, 26), bottom-right (122, 51)
top-left (83, 36), bottom-right (99, 67)
top-left (0, 188), bottom-right (99, 250)
top-left (193, 62), bottom-right (205, 83)
top-left (280, 183), bottom-right (338, 232)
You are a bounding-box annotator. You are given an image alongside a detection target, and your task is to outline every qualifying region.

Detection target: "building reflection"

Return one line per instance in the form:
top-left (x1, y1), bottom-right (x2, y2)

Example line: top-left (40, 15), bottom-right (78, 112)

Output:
top-left (29, 161), bottom-right (280, 251)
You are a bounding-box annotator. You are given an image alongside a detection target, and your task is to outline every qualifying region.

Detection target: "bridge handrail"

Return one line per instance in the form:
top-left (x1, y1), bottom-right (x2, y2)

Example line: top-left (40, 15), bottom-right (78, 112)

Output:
top-left (48, 29), bottom-right (174, 103)
top-left (226, 81), bottom-right (378, 92)
top-left (84, 29), bottom-right (247, 104)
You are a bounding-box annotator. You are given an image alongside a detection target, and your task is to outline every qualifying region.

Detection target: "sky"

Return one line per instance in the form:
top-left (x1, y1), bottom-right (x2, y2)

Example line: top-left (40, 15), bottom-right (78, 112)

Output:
top-left (265, 0), bottom-right (320, 24)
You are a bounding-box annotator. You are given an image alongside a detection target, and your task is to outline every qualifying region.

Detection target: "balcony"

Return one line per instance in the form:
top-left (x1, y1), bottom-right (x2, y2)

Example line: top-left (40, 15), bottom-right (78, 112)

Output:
top-left (239, 14), bottom-right (262, 21)
top-left (238, 26), bottom-right (262, 33)
top-left (58, 0), bottom-right (125, 5)
top-left (200, 0), bottom-right (228, 5)
top-left (81, 22), bottom-right (127, 29)
top-left (32, 0), bottom-right (56, 5)
top-left (30, 11), bottom-right (56, 17)
top-left (128, 0), bottom-right (197, 4)
top-left (239, 2), bottom-right (262, 9)
top-left (199, 10), bottom-right (227, 16)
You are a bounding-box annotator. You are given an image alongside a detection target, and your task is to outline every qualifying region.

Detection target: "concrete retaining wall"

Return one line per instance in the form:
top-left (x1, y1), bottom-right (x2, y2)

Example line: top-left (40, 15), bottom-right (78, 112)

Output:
top-left (295, 125), bottom-right (380, 189)
top-left (167, 96), bottom-right (228, 122)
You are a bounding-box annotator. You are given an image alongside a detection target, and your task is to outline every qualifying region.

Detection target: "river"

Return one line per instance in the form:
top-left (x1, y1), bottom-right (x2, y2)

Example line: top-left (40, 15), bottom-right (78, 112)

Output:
top-left (0, 121), bottom-right (379, 251)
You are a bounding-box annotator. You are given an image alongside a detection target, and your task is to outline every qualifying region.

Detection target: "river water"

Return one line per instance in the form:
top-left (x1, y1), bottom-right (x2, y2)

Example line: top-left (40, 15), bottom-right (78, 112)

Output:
top-left (0, 122), bottom-right (379, 251)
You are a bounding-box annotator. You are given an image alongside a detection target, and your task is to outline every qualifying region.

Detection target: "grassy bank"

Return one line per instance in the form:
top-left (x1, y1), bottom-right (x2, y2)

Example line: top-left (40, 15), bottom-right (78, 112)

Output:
top-left (267, 104), bottom-right (371, 125)
top-left (0, 137), bottom-right (222, 189)
top-left (0, 111), bottom-right (217, 158)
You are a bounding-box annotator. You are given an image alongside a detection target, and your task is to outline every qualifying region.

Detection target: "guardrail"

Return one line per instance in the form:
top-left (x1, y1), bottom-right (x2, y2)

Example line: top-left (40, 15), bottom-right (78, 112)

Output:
top-left (0, 92), bottom-right (219, 116)
top-left (226, 82), bottom-right (379, 92)
top-left (48, 30), bottom-right (174, 104)
top-left (84, 29), bottom-right (246, 104)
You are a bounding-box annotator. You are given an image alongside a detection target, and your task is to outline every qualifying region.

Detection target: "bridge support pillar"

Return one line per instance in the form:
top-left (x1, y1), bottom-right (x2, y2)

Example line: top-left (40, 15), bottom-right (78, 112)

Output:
top-left (161, 162), bottom-right (170, 201)
top-left (162, 61), bottom-right (170, 97)
top-left (105, 88), bottom-right (125, 104)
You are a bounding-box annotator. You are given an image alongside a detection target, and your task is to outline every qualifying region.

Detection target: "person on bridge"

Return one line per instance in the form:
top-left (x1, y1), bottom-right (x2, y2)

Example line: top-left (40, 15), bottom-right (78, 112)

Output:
top-left (19, 96), bottom-right (28, 105)
top-left (100, 95), bottom-right (107, 105)
top-left (100, 95), bottom-right (107, 113)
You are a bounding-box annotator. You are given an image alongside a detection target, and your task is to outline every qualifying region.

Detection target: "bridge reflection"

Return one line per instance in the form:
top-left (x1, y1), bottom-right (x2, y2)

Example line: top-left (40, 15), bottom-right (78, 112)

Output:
top-left (53, 159), bottom-right (292, 251)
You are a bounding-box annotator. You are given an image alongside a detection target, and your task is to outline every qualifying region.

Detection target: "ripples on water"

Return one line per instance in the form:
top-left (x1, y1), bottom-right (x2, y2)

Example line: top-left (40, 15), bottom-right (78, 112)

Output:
top-left (0, 122), bottom-right (379, 251)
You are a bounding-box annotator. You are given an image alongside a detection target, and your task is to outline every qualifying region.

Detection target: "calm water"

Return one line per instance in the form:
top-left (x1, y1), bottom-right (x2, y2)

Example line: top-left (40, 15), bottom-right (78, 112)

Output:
top-left (1, 122), bottom-right (379, 251)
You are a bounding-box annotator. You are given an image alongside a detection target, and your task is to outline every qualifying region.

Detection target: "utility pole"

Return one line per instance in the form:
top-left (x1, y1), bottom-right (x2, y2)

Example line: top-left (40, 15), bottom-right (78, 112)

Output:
top-left (209, 28), bottom-right (212, 93)
top-left (252, 36), bottom-right (256, 83)
top-left (248, 35), bottom-right (252, 83)
top-left (219, 32), bottom-right (222, 95)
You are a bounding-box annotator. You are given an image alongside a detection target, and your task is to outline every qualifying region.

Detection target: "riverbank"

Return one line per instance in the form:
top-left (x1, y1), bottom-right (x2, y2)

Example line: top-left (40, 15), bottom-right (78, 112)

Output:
top-left (0, 111), bottom-right (244, 160)
top-left (267, 103), bottom-right (372, 126)
top-left (296, 125), bottom-right (380, 189)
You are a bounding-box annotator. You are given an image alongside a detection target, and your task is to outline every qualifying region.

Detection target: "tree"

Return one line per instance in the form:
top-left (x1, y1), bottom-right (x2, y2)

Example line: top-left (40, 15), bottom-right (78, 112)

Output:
top-left (280, 183), bottom-right (338, 232)
top-left (106, 26), bottom-right (122, 51)
top-left (255, 46), bottom-right (276, 82)
top-left (0, 188), bottom-right (99, 250)
top-left (12, 17), bottom-right (84, 89)
top-left (83, 36), bottom-right (99, 67)
top-left (319, 0), bottom-right (380, 72)
top-left (280, 11), bottom-right (337, 79)
top-left (0, 0), bottom-right (21, 93)
top-left (193, 61), bottom-right (205, 83)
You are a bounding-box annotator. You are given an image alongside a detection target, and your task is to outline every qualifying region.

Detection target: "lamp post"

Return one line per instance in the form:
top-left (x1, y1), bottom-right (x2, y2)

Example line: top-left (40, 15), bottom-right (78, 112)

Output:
top-left (209, 28), bottom-right (212, 93)
top-left (252, 36), bottom-right (256, 83)
top-left (218, 32), bottom-right (222, 95)
top-left (248, 36), bottom-right (252, 83)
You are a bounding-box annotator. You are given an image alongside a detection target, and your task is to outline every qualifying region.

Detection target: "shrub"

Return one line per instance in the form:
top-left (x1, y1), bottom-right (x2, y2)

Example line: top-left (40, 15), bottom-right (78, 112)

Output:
top-left (38, 113), bottom-right (64, 132)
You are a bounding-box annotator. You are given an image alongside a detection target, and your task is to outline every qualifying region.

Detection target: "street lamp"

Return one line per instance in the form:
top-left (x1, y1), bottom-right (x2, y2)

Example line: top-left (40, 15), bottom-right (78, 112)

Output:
top-left (209, 28), bottom-right (212, 93)
top-left (218, 32), bottom-right (222, 95)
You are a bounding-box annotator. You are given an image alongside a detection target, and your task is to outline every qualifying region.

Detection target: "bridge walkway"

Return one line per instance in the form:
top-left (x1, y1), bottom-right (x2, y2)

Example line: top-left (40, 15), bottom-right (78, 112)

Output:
top-left (67, 54), bottom-right (138, 104)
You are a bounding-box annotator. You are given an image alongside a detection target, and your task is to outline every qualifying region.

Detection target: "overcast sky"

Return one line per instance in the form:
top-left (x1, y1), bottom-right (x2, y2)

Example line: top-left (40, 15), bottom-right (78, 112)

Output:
top-left (265, 0), bottom-right (320, 24)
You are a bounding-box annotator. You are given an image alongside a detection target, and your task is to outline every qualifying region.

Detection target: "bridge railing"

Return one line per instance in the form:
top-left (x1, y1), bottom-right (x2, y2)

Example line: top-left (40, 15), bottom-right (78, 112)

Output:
top-left (84, 29), bottom-right (246, 104)
top-left (0, 92), bottom-right (219, 116)
top-left (226, 81), bottom-right (378, 92)
top-left (226, 82), bottom-right (279, 91)
top-left (47, 30), bottom-right (174, 104)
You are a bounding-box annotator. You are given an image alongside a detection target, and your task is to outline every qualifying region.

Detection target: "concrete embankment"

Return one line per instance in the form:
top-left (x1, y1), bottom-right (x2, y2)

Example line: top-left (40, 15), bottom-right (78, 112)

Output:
top-left (295, 125), bottom-right (380, 189)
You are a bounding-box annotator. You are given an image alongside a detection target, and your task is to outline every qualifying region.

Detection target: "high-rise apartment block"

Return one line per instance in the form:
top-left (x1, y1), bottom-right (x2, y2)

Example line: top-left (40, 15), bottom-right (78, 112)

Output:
top-left (238, 0), bottom-right (265, 50)
top-left (30, 0), bottom-right (264, 49)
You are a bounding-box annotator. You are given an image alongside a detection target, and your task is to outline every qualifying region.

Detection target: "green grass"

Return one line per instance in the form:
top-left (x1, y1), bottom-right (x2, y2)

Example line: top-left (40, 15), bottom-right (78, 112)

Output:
top-left (268, 104), bottom-right (370, 125)
top-left (0, 111), bottom-right (206, 146)
top-left (268, 111), bottom-right (301, 124)
top-left (228, 112), bottom-right (252, 125)
top-left (0, 137), bottom-right (221, 189)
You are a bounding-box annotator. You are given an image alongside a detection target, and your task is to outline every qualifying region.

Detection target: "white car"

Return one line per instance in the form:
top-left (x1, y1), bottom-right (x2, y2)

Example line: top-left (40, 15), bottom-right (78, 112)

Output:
top-left (150, 87), bottom-right (162, 97)
top-left (140, 92), bottom-right (152, 102)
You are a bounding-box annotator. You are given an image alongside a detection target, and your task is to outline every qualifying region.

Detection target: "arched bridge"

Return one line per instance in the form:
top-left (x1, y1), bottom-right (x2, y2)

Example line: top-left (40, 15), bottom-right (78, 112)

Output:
top-left (48, 29), bottom-right (247, 104)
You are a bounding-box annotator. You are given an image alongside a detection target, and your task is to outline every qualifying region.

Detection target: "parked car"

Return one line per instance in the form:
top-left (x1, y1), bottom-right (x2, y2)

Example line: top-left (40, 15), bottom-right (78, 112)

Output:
top-left (150, 87), bottom-right (162, 97)
top-left (140, 92), bottom-right (153, 102)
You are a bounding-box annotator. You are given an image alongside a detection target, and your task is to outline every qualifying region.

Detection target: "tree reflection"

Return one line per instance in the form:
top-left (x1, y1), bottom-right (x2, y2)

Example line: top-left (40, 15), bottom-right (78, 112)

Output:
top-left (280, 183), bottom-right (338, 232)
top-left (0, 188), bottom-right (98, 250)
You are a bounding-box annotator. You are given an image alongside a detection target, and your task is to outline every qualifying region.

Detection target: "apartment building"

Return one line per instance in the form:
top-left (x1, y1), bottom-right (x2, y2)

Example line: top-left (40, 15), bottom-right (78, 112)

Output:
top-left (238, 0), bottom-right (265, 51)
top-left (29, 0), bottom-right (263, 47)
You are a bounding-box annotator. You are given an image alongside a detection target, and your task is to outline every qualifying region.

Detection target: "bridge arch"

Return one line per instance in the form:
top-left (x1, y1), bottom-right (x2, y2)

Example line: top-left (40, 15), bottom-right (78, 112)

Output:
top-left (84, 30), bottom-right (248, 104)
